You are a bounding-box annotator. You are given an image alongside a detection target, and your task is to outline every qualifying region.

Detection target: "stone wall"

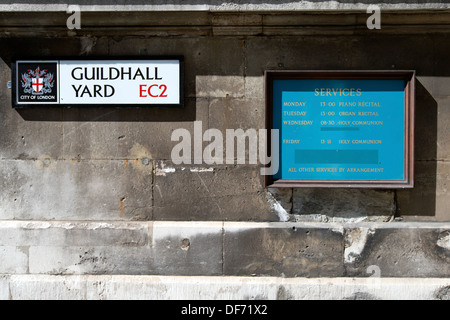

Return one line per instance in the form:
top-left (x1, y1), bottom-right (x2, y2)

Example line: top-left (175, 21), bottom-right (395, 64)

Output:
top-left (1, 10), bottom-right (450, 222)
top-left (0, 6), bottom-right (449, 295)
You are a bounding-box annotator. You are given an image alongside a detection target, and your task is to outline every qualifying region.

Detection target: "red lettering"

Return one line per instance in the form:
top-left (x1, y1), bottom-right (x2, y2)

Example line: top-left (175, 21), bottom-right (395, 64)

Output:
top-left (139, 84), bottom-right (147, 97)
top-left (159, 84), bottom-right (167, 97)
top-left (148, 84), bottom-right (158, 97)
top-left (138, 84), bottom-right (168, 98)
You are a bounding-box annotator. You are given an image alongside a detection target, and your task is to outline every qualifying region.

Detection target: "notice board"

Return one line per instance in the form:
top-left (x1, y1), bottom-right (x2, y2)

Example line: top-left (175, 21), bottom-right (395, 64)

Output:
top-left (265, 70), bottom-right (415, 188)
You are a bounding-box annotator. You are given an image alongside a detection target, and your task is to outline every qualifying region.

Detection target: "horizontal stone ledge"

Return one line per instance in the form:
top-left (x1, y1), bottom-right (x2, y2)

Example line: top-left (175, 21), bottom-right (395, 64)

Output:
top-left (0, 220), bottom-right (448, 277)
top-left (0, 3), bottom-right (449, 13)
top-left (1, 10), bottom-right (449, 37)
top-left (1, 10), bottom-right (450, 28)
top-left (1, 274), bottom-right (449, 300)
top-left (0, 220), bottom-right (448, 247)
top-left (2, 11), bottom-right (450, 23)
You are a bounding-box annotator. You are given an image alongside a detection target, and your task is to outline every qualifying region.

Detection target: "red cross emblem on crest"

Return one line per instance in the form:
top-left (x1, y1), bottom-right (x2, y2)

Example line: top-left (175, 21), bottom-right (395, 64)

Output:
top-left (32, 77), bottom-right (43, 93)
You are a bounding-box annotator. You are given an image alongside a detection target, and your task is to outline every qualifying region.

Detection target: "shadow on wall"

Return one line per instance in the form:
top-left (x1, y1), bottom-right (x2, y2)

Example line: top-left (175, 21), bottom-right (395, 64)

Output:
top-left (0, 30), bottom-right (444, 221)
top-left (396, 79), bottom-right (437, 219)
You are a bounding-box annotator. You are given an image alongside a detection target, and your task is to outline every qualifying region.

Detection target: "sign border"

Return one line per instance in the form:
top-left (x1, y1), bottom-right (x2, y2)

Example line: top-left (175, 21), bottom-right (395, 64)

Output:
top-left (11, 56), bottom-right (184, 108)
top-left (264, 70), bottom-right (415, 189)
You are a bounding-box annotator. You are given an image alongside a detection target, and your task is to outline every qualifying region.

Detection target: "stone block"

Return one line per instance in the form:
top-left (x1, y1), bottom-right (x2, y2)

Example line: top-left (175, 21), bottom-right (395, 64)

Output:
top-left (0, 275), bottom-right (9, 300)
top-left (223, 222), bottom-right (345, 277)
top-left (23, 221), bottom-right (222, 276)
top-left (244, 76), bottom-right (264, 99)
top-left (435, 162), bottom-right (450, 221)
top-left (0, 37), bottom-right (88, 60)
top-left (0, 247), bottom-right (28, 274)
top-left (0, 221), bottom-right (149, 247)
top-left (292, 188), bottom-right (395, 220)
top-left (208, 98), bottom-right (264, 131)
top-left (212, 14), bottom-right (263, 36)
top-left (153, 162), bottom-right (278, 221)
top-left (0, 159), bottom-right (152, 220)
top-left (432, 34), bottom-right (450, 76)
top-left (344, 225), bottom-right (450, 278)
top-left (85, 275), bottom-right (164, 300)
top-left (437, 97), bottom-right (450, 160)
top-left (263, 13), bottom-right (357, 27)
top-left (61, 98), bottom-right (207, 160)
top-left (245, 37), bottom-right (353, 76)
top-left (150, 221), bottom-right (223, 276)
top-left (348, 35), bottom-right (434, 73)
top-left (397, 161), bottom-right (450, 221)
top-left (9, 275), bottom-right (85, 300)
top-left (87, 275), bottom-right (280, 300)
top-left (29, 246), bottom-right (151, 275)
top-left (414, 79), bottom-right (439, 161)
top-left (196, 75), bottom-right (245, 98)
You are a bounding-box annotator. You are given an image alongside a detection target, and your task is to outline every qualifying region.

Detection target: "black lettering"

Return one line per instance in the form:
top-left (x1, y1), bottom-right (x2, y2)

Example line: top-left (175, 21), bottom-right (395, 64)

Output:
top-left (93, 85), bottom-right (103, 97)
top-left (104, 85), bottom-right (115, 97)
top-left (121, 67), bottom-right (132, 80)
top-left (81, 85), bottom-right (92, 97)
top-left (109, 67), bottom-right (120, 80)
top-left (133, 68), bottom-right (145, 80)
top-left (155, 67), bottom-right (162, 80)
top-left (100, 68), bottom-right (108, 80)
top-left (84, 68), bottom-right (95, 80)
top-left (71, 67), bottom-right (83, 80)
top-left (145, 67), bottom-right (154, 80)
top-left (72, 84), bottom-right (82, 97)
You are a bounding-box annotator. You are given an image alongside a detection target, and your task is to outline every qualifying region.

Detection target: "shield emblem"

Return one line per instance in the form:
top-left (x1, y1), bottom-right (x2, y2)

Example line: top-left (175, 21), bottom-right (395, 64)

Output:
top-left (32, 77), bottom-right (44, 93)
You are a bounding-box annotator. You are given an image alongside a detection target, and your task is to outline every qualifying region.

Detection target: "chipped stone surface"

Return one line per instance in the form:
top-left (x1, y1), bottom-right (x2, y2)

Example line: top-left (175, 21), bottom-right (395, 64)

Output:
top-left (266, 188), bottom-right (291, 222)
top-left (344, 226), bottom-right (450, 277)
top-left (434, 285), bottom-right (450, 300)
top-left (344, 228), bottom-right (376, 264)
top-left (437, 230), bottom-right (450, 250)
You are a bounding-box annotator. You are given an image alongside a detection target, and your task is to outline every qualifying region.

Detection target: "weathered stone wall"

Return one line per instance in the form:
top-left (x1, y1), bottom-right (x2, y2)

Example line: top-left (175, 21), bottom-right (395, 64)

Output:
top-left (0, 6), bottom-right (450, 293)
top-left (1, 10), bottom-right (450, 222)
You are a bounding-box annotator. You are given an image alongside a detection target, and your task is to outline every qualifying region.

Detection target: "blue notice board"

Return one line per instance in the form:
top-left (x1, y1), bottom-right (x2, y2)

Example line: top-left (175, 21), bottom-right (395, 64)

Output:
top-left (268, 72), bottom-right (414, 188)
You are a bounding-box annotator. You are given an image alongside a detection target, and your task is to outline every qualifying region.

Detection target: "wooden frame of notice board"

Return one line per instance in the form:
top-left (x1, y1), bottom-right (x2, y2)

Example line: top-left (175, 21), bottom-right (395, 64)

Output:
top-left (264, 70), bottom-right (415, 189)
